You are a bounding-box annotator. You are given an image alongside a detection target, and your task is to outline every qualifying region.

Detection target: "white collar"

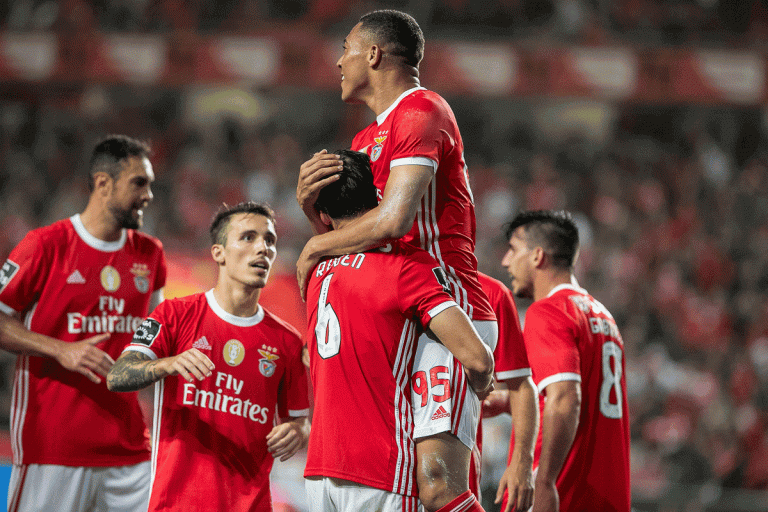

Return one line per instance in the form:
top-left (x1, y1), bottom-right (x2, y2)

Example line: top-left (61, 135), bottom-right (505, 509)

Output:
top-left (376, 86), bottom-right (426, 125)
top-left (70, 214), bottom-right (126, 252)
top-left (205, 289), bottom-right (264, 326)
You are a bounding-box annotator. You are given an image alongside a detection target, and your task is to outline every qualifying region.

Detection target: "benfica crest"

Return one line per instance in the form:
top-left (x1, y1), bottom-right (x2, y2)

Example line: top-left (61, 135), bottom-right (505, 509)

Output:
top-left (371, 136), bottom-right (387, 162)
top-left (258, 348), bottom-right (280, 377)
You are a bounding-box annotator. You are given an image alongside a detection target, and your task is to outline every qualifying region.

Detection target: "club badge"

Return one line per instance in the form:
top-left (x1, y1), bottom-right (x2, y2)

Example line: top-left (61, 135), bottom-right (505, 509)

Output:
top-left (130, 263), bottom-right (151, 294)
top-left (371, 135), bottom-right (387, 162)
top-left (258, 347), bottom-right (280, 378)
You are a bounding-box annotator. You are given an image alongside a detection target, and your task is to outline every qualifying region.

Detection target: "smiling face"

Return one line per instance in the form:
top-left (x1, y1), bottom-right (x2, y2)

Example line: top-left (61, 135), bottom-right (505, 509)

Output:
top-left (106, 156), bottom-right (154, 230)
top-left (337, 23), bottom-right (371, 104)
top-left (213, 213), bottom-right (277, 290)
top-left (501, 226), bottom-right (537, 299)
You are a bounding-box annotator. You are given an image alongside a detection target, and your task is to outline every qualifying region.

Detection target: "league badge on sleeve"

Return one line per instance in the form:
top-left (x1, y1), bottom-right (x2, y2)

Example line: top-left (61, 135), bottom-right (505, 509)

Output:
top-left (0, 260), bottom-right (19, 294)
top-left (133, 318), bottom-right (162, 346)
top-left (432, 267), bottom-right (452, 295)
top-left (257, 347), bottom-right (280, 377)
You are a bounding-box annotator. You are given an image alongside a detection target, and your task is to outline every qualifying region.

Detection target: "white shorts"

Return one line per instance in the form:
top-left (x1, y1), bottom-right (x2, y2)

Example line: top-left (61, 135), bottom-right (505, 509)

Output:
top-left (411, 319), bottom-right (498, 449)
top-left (8, 461), bottom-right (150, 512)
top-left (306, 476), bottom-right (419, 512)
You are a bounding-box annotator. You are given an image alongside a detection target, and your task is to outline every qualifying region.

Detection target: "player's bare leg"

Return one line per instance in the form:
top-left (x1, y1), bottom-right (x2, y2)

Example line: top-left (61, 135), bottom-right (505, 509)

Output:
top-left (416, 433), bottom-right (484, 512)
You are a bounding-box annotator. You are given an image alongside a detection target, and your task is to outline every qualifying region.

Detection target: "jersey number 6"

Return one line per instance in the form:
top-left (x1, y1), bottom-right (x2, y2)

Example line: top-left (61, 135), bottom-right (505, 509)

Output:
top-left (315, 274), bottom-right (341, 359)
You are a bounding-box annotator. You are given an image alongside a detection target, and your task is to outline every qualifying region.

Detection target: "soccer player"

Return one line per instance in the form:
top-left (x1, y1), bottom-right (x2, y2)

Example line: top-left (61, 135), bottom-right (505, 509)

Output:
top-left (296, 10), bottom-right (497, 510)
top-left (304, 149), bottom-right (494, 512)
top-left (501, 210), bottom-right (631, 512)
top-left (0, 135), bottom-right (166, 511)
top-left (107, 201), bottom-right (310, 512)
top-left (474, 272), bottom-right (538, 512)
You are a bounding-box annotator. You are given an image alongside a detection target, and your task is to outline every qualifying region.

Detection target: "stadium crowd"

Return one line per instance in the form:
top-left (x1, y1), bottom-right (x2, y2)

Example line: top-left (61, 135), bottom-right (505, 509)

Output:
top-left (2, 1), bottom-right (768, 511)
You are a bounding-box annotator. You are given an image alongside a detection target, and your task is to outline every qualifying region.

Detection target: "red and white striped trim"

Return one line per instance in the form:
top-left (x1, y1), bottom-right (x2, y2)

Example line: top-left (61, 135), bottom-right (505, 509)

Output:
top-left (11, 355), bottom-right (30, 465)
top-left (450, 357), bottom-right (468, 435)
top-left (7, 464), bottom-right (28, 512)
top-left (392, 319), bottom-right (418, 496)
top-left (149, 378), bottom-right (164, 497)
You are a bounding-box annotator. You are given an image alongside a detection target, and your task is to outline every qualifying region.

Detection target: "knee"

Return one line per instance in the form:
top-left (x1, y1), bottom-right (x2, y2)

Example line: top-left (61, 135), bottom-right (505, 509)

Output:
top-left (417, 455), bottom-right (457, 511)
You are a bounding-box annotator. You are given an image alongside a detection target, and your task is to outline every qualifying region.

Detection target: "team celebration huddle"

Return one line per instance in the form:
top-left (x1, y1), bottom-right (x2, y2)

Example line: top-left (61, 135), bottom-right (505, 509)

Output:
top-left (0, 9), bottom-right (629, 512)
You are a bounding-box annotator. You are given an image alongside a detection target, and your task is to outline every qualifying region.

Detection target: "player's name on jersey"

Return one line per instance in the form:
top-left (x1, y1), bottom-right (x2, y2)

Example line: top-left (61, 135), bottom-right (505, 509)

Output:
top-left (314, 253), bottom-right (365, 278)
top-left (67, 312), bottom-right (144, 334)
top-left (181, 371), bottom-right (269, 424)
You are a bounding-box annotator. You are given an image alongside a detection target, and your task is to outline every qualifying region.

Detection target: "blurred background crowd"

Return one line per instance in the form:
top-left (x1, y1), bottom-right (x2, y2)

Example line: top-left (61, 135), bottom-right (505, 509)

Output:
top-left (2, 0), bottom-right (768, 510)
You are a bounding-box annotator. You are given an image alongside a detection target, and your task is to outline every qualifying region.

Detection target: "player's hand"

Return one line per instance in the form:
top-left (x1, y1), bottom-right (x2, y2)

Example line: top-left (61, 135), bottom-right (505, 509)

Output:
top-left (296, 236), bottom-right (320, 302)
top-left (56, 333), bottom-right (115, 384)
top-left (267, 417), bottom-right (309, 462)
top-left (483, 389), bottom-right (511, 418)
top-left (495, 460), bottom-right (534, 512)
top-left (531, 480), bottom-right (558, 512)
top-left (162, 348), bottom-right (215, 383)
top-left (297, 150), bottom-right (342, 216)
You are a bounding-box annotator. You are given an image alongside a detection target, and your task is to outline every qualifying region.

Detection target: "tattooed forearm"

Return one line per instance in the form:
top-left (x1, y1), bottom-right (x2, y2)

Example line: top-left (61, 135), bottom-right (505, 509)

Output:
top-left (107, 351), bottom-right (166, 392)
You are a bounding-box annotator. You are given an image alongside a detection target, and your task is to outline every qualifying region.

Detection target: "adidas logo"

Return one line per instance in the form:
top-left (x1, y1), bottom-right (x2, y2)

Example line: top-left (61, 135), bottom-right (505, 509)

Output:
top-left (66, 270), bottom-right (86, 284)
top-left (192, 336), bottom-right (212, 351)
top-left (431, 406), bottom-right (450, 421)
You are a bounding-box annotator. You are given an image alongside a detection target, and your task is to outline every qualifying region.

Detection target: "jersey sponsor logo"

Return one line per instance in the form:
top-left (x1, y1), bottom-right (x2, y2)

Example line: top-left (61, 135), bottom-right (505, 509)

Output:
top-left (66, 269), bottom-right (86, 284)
top-left (182, 371), bottom-right (269, 424)
top-left (192, 336), bottom-right (212, 350)
top-left (371, 135), bottom-right (387, 162)
top-left (130, 263), bottom-right (150, 293)
top-left (133, 318), bottom-right (162, 346)
top-left (0, 260), bottom-right (20, 293)
top-left (431, 405), bottom-right (450, 421)
top-left (432, 267), bottom-right (452, 295)
top-left (100, 265), bottom-right (121, 292)
top-left (257, 347), bottom-right (280, 378)
top-left (224, 339), bottom-right (245, 366)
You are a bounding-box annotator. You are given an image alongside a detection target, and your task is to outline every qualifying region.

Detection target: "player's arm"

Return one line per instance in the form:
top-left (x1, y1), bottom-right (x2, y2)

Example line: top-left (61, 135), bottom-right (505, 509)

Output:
top-left (532, 380), bottom-right (581, 512)
top-left (496, 376), bottom-right (538, 512)
top-left (427, 306), bottom-right (494, 397)
top-left (297, 163), bottom-right (434, 298)
top-left (0, 310), bottom-right (113, 384)
top-left (107, 348), bottom-right (214, 392)
top-left (266, 415), bottom-right (310, 462)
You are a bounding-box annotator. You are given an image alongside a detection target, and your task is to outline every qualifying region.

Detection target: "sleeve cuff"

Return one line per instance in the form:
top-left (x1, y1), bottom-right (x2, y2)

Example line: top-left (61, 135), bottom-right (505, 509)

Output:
top-left (537, 372), bottom-right (581, 394)
top-left (123, 345), bottom-right (158, 360)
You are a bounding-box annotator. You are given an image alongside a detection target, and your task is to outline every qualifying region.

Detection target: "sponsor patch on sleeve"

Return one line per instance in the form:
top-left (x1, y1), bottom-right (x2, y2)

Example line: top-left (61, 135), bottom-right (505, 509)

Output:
top-left (0, 260), bottom-right (20, 294)
top-left (133, 318), bottom-right (162, 346)
top-left (432, 267), bottom-right (452, 295)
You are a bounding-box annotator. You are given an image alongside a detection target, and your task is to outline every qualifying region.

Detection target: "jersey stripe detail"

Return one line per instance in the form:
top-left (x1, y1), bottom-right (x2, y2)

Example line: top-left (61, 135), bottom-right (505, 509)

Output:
top-left (450, 357), bottom-right (468, 435)
top-left (446, 264), bottom-right (472, 319)
top-left (11, 355), bottom-right (29, 465)
top-left (149, 379), bottom-right (165, 496)
top-left (496, 368), bottom-right (532, 380)
top-left (427, 301), bottom-right (458, 319)
top-left (390, 157), bottom-right (437, 173)
top-left (537, 372), bottom-right (582, 394)
top-left (392, 319), bottom-right (417, 495)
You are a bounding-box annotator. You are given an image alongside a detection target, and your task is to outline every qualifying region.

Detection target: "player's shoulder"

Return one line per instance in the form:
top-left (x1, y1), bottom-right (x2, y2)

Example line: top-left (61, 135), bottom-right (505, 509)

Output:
top-left (126, 229), bottom-right (164, 253)
top-left (477, 272), bottom-right (506, 294)
top-left (29, 218), bottom-right (73, 243)
top-left (387, 240), bottom-right (438, 265)
top-left (154, 292), bottom-right (205, 317)
top-left (261, 307), bottom-right (302, 342)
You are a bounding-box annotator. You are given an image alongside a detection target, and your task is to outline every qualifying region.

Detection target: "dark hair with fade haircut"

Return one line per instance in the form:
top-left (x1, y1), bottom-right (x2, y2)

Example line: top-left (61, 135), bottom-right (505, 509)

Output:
top-left (504, 210), bottom-right (580, 270)
top-left (88, 135), bottom-right (151, 191)
top-left (315, 149), bottom-right (378, 220)
top-left (358, 9), bottom-right (424, 67)
top-left (209, 201), bottom-right (276, 246)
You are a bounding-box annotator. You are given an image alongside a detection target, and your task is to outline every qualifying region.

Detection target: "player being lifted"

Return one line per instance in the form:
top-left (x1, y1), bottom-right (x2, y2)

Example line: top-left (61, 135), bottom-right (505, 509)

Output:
top-left (107, 202), bottom-right (309, 512)
top-left (296, 10), bottom-right (497, 512)
top-left (0, 135), bottom-right (166, 511)
top-left (304, 149), bottom-right (493, 512)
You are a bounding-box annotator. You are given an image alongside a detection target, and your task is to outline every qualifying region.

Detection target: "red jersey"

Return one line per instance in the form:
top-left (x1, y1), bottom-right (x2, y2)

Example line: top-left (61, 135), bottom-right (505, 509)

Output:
top-left (304, 241), bottom-right (458, 496)
top-left (0, 214), bottom-right (166, 467)
top-left (473, 273), bottom-right (531, 500)
top-left (351, 88), bottom-right (494, 322)
top-left (125, 291), bottom-right (309, 512)
top-left (524, 284), bottom-right (630, 512)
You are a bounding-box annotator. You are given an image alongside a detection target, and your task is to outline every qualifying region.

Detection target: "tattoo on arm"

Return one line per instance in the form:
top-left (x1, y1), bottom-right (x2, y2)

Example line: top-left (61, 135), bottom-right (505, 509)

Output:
top-left (108, 351), bottom-right (165, 392)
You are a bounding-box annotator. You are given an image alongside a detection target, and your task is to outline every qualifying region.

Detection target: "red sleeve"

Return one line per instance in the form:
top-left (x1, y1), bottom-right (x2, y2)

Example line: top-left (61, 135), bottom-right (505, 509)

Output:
top-left (125, 300), bottom-right (175, 360)
top-left (397, 249), bottom-right (457, 328)
top-left (0, 230), bottom-right (48, 313)
top-left (484, 278), bottom-right (530, 380)
top-left (277, 330), bottom-right (310, 418)
top-left (523, 300), bottom-right (580, 390)
top-left (390, 98), bottom-right (451, 168)
top-left (154, 241), bottom-right (167, 291)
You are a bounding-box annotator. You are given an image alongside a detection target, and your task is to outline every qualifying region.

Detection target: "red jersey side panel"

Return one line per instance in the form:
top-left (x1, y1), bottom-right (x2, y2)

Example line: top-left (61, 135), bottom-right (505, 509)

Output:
top-left (351, 88), bottom-right (494, 322)
top-left (0, 215), bottom-right (166, 466)
top-left (304, 242), bottom-right (457, 497)
top-left (524, 285), bottom-right (630, 512)
top-left (126, 291), bottom-right (309, 512)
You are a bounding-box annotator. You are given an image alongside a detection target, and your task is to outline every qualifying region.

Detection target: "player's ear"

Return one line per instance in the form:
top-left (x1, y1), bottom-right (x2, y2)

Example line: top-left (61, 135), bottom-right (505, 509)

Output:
top-left (369, 44), bottom-right (383, 68)
top-left (92, 172), bottom-right (112, 196)
top-left (211, 243), bottom-right (225, 265)
top-left (319, 211), bottom-right (332, 227)
top-left (532, 246), bottom-right (546, 268)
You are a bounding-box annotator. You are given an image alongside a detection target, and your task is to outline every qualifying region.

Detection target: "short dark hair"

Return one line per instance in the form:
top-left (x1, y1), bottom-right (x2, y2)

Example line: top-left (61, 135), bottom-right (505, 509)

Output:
top-left (89, 135), bottom-right (151, 191)
top-left (315, 150), bottom-right (378, 220)
top-left (209, 201), bottom-right (276, 246)
top-left (504, 210), bottom-right (579, 270)
top-left (358, 10), bottom-right (424, 67)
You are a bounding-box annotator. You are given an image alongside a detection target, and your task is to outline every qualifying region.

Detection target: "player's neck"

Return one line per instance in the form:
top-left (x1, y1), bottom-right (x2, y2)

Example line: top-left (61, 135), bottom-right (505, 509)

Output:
top-left (534, 271), bottom-right (573, 302)
top-left (79, 202), bottom-right (123, 242)
top-left (212, 282), bottom-right (262, 318)
top-left (368, 73), bottom-right (420, 116)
